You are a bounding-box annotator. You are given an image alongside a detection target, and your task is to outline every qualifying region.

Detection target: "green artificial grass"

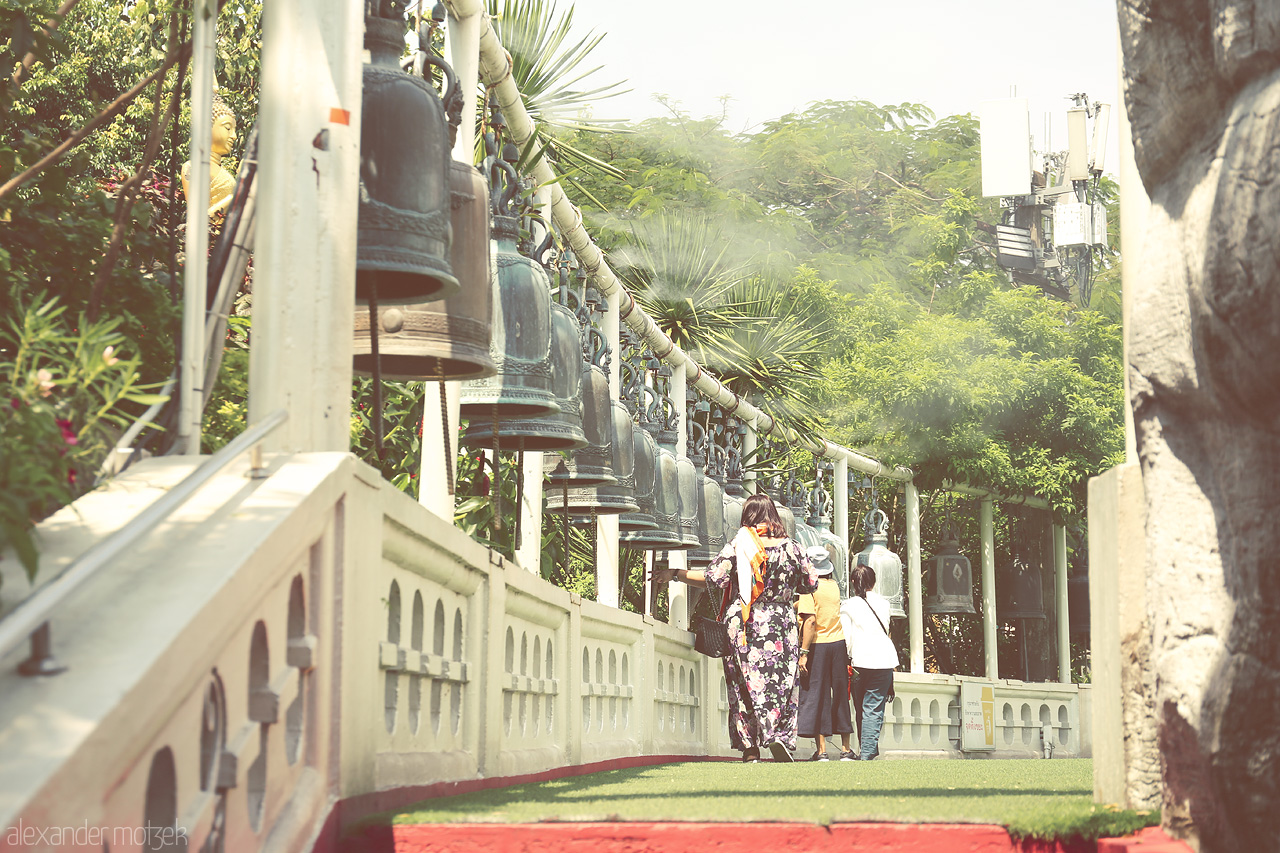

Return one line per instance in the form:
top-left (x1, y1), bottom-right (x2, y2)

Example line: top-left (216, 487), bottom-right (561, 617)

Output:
top-left (385, 759), bottom-right (1159, 842)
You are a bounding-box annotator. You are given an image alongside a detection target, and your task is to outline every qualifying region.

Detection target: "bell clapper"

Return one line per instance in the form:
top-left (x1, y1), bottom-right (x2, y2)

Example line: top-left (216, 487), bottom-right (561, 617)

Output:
top-left (369, 279), bottom-right (385, 462)
top-left (514, 438), bottom-right (525, 549)
top-left (437, 359), bottom-right (453, 496)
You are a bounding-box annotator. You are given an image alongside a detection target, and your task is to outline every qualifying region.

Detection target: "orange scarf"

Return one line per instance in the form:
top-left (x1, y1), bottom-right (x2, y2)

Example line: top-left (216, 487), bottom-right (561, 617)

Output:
top-left (734, 523), bottom-right (772, 640)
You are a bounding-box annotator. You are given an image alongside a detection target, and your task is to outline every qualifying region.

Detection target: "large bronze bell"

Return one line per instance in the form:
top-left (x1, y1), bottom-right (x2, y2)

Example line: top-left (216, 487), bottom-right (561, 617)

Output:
top-left (544, 364), bottom-right (615, 488)
top-left (353, 160), bottom-right (495, 380)
top-left (677, 455), bottom-right (701, 550)
top-left (545, 270), bottom-right (614, 487)
top-left (689, 474), bottom-right (726, 566)
top-left (924, 527), bottom-right (977, 615)
top-left (357, 8), bottom-right (458, 304)
top-left (465, 295), bottom-right (587, 451)
top-left (619, 425), bottom-right (661, 534)
top-left (1068, 574), bottom-right (1089, 635)
top-left (1001, 556), bottom-right (1047, 621)
top-left (769, 478), bottom-right (797, 539)
top-left (623, 363), bottom-right (685, 550)
top-left (621, 435), bottom-right (684, 550)
top-left (854, 506), bottom-right (906, 619)
top-left (723, 493), bottom-right (744, 533)
top-left (546, 400), bottom-right (639, 516)
top-left (458, 153), bottom-right (557, 421)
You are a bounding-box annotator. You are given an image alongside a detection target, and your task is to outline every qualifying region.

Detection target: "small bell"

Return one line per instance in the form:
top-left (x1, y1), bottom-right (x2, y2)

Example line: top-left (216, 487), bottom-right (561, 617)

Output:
top-left (854, 497), bottom-right (905, 619)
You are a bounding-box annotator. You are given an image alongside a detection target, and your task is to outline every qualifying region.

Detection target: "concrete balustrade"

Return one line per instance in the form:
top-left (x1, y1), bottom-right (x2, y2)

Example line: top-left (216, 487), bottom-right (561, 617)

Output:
top-left (0, 453), bottom-right (1089, 852)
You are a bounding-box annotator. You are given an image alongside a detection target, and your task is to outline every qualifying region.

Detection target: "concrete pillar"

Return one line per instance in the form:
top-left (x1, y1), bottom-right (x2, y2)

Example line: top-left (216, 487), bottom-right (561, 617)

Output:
top-left (515, 449), bottom-right (543, 575)
top-left (742, 416), bottom-right (757, 496)
top-left (596, 288), bottom-right (621, 607)
top-left (905, 481), bottom-right (923, 673)
top-left (250, 0), bottom-right (362, 452)
top-left (419, 382), bottom-right (460, 520)
top-left (1054, 523), bottom-right (1070, 684)
top-left (980, 498), bottom-right (998, 681)
top-left (668, 362), bottom-right (689, 630)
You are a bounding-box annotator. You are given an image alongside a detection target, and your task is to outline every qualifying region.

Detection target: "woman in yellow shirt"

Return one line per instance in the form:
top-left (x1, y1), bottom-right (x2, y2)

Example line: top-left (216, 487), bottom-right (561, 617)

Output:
top-left (796, 546), bottom-right (855, 760)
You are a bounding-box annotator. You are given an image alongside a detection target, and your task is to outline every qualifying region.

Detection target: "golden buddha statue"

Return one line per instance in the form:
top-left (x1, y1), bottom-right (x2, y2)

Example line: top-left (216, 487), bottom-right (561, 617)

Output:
top-left (181, 93), bottom-right (238, 216)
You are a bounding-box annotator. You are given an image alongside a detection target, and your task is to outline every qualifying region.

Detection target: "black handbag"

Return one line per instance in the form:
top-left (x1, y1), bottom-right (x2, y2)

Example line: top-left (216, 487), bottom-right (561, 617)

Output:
top-left (693, 586), bottom-right (733, 658)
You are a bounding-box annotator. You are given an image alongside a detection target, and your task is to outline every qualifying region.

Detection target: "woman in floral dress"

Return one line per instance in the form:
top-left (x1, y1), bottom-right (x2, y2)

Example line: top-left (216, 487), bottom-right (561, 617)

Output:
top-left (656, 493), bottom-right (817, 762)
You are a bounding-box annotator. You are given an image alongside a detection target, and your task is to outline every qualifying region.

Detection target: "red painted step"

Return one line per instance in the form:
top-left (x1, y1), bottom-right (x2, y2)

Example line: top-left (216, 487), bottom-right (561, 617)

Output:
top-left (1096, 827), bottom-right (1194, 852)
top-left (339, 822), bottom-right (1191, 852)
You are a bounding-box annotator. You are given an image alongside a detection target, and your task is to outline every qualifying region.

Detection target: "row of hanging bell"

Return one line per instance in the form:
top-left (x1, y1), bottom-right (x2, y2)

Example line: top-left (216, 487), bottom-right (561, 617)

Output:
top-left (352, 3), bottom-right (494, 474)
top-left (685, 395), bottom-right (725, 566)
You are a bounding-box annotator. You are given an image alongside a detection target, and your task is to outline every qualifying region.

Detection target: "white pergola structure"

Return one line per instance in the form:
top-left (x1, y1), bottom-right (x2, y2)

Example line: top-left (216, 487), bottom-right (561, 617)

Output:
top-left (229, 0), bottom-right (1073, 684)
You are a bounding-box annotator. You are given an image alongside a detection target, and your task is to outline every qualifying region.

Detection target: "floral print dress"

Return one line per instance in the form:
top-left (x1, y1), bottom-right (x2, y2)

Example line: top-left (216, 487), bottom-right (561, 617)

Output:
top-left (705, 538), bottom-right (818, 752)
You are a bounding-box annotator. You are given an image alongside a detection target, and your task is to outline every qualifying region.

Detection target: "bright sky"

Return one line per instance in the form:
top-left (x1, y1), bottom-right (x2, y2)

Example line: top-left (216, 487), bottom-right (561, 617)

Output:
top-left (566, 0), bottom-right (1120, 171)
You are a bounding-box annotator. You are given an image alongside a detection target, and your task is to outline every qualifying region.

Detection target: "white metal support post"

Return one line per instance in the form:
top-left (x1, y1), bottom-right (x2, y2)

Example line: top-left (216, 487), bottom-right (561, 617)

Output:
top-left (668, 361), bottom-right (689, 630)
top-left (250, 0), bottom-right (362, 452)
top-left (833, 457), bottom-right (849, 570)
top-left (1054, 523), bottom-right (1070, 683)
top-left (906, 481), bottom-right (923, 673)
top-left (980, 498), bottom-right (998, 680)
top-left (179, 0), bottom-right (216, 455)
top-left (419, 3), bottom-right (483, 519)
top-left (596, 287), bottom-right (621, 607)
top-left (743, 416), bottom-right (757, 496)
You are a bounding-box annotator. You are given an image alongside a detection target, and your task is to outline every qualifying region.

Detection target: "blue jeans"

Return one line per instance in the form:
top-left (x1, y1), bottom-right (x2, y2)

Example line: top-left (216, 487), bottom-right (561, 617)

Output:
top-left (853, 668), bottom-right (894, 760)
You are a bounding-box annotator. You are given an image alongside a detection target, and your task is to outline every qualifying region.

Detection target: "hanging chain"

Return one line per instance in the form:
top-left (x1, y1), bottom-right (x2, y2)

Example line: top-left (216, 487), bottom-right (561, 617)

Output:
top-left (562, 481), bottom-right (570, 583)
top-left (514, 438), bottom-right (525, 550)
top-left (591, 505), bottom-right (598, 580)
top-left (368, 280), bottom-right (385, 462)
top-left (491, 405), bottom-right (502, 545)
top-left (437, 359), bottom-right (454, 496)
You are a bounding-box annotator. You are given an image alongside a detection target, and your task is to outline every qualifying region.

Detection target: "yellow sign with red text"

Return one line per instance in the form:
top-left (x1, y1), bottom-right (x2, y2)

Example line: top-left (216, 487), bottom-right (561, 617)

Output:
top-left (961, 680), bottom-right (997, 751)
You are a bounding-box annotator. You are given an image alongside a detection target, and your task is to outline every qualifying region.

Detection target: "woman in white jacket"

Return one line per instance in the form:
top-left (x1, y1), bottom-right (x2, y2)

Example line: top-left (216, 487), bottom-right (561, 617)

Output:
top-left (838, 559), bottom-right (899, 760)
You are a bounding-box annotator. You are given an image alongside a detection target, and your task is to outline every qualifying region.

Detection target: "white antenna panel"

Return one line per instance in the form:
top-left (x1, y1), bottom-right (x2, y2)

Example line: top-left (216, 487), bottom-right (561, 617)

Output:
top-left (1067, 108), bottom-right (1090, 181)
top-left (1090, 103), bottom-right (1111, 173)
top-left (979, 98), bottom-right (1031, 198)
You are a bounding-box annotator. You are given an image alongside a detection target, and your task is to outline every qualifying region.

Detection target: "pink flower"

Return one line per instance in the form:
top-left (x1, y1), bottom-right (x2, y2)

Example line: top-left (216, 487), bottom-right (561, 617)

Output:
top-left (9, 398), bottom-right (20, 410)
top-left (56, 418), bottom-right (78, 446)
top-left (36, 369), bottom-right (54, 397)
top-left (102, 346), bottom-right (119, 366)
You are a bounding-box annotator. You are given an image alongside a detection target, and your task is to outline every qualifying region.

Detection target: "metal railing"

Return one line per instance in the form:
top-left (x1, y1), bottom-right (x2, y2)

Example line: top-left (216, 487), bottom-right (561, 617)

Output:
top-left (0, 409), bottom-right (288, 675)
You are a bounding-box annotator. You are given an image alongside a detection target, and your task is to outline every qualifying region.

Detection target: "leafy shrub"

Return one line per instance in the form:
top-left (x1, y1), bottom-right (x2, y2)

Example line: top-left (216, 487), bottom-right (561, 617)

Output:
top-left (0, 295), bottom-right (167, 585)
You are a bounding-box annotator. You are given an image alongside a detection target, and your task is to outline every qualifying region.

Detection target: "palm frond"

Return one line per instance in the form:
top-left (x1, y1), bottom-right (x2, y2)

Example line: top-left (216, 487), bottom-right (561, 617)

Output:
top-left (489, 0), bottom-right (630, 135)
top-left (614, 213), bottom-right (758, 361)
